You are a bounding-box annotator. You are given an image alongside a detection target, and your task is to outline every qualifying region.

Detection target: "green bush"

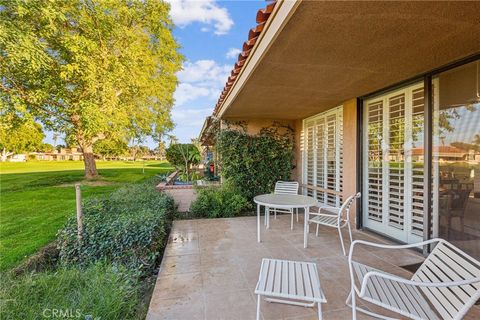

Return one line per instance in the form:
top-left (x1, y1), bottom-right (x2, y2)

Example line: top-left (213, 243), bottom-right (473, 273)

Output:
top-left (216, 124), bottom-right (294, 200)
top-left (189, 185), bottom-right (251, 218)
top-left (57, 180), bottom-right (174, 275)
top-left (0, 264), bottom-right (140, 320)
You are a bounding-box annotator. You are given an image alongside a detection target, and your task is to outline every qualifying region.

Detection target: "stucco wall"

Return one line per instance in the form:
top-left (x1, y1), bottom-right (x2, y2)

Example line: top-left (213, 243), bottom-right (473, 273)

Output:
top-left (221, 118), bottom-right (294, 135)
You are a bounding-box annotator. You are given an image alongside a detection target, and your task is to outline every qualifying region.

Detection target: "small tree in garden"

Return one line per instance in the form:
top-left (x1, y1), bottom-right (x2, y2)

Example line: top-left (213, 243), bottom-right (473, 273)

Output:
top-left (166, 144), bottom-right (201, 181)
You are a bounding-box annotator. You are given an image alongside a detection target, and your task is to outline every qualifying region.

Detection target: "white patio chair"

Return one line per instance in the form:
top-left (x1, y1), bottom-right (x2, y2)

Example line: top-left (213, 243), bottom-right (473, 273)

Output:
top-left (269, 181), bottom-right (299, 230)
top-left (307, 192), bottom-right (361, 255)
top-left (347, 238), bottom-right (480, 320)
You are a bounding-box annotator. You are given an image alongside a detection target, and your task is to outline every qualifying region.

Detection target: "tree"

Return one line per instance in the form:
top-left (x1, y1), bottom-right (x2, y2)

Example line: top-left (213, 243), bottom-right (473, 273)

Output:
top-left (38, 143), bottom-right (54, 153)
top-left (129, 145), bottom-right (151, 160)
top-left (166, 144), bottom-right (200, 180)
top-left (0, 114), bottom-right (44, 161)
top-left (93, 139), bottom-right (128, 160)
top-left (0, 0), bottom-right (182, 178)
top-left (154, 141), bottom-right (167, 160)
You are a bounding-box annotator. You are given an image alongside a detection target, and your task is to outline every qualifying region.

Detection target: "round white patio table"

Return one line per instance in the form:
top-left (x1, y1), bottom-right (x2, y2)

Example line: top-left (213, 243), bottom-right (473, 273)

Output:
top-left (254, 194), bottom-right (317, 248)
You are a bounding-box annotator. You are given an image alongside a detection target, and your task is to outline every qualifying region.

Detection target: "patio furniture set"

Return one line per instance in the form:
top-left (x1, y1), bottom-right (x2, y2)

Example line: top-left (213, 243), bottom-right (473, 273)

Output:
top-left (253, 181), bottom-right (480, 320)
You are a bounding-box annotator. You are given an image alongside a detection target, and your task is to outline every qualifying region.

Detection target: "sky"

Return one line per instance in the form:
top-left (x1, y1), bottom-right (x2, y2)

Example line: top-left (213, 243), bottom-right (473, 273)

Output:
top-left (45, 0), bottom-right (264, 148)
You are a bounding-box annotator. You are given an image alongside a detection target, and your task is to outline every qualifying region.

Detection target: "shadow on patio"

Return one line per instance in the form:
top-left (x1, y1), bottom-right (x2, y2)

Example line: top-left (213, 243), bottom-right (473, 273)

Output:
top-left (147, 215), bottom-right (480, 320)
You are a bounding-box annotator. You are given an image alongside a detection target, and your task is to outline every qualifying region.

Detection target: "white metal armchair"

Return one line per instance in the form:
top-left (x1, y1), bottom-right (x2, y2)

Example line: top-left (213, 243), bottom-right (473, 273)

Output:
top-left (307, 192), bottom-right (361, 255)
top-left (270, 181), bottom-right (299, 229)
top-left (347, 238), bottom-right (480, 320)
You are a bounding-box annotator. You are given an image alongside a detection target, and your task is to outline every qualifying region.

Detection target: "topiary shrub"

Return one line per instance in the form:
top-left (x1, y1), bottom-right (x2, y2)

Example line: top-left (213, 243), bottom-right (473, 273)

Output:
top-left (56, 179), bottom-right (174, 275)
top-left (216, 123), bottom-right (295, 200)
top-left (189, 185), bottom-right (251, 218)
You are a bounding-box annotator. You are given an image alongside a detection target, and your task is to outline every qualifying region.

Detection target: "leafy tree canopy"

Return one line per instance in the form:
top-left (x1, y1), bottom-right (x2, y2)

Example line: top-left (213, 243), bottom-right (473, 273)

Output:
top-left (0, 0), bottom-right (182, 177)
top-left (38, 143), bottom-right (54, 153)
top-left (93, 139), bottom-right (128, 158)
top-left (166, 144), bottom-right (200, 169)
top-left (0, 113), bottom-right (44, 160)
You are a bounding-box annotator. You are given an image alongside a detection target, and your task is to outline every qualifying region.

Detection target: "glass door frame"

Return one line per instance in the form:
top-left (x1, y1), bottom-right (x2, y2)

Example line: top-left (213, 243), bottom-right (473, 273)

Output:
top-left (356, 53), bottom-right (480, 251)
top-left (362, 83), bottom-right (424, 244)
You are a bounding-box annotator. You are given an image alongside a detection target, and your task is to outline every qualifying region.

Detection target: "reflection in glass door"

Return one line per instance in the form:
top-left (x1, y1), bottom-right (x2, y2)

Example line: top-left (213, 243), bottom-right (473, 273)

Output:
top-left (363, 83), bottom-right (425, 244)
top-left (432, 59), bottom-right (480, 259)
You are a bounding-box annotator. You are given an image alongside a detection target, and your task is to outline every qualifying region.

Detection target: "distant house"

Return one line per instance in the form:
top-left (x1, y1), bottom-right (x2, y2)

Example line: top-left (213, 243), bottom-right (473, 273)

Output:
top-left (412, 146), bottom-right (468, 162)
top-left (8, 154), bottom-right (27, 162)
top-left (34, 148), bottom-right (84, 161)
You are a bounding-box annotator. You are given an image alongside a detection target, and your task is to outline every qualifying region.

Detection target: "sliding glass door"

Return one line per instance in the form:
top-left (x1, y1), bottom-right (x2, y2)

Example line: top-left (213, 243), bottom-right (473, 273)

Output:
top-left (363, 83), bottom-right (425, 243)
top-left (432, 59), bottom-right (480, 259)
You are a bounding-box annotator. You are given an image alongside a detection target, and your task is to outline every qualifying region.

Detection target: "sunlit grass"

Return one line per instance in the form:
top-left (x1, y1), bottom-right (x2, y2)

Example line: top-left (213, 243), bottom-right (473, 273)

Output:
top-left (0, 160), bottom-right (173, 270)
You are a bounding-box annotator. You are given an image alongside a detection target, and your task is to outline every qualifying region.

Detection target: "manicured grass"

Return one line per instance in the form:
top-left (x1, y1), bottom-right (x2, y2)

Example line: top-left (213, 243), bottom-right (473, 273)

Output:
top-left (0, 160), bottom-right (173, 270)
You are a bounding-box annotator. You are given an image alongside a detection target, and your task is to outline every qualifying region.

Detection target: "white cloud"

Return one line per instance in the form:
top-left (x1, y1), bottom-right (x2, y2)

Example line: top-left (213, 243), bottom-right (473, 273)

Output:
top-left (177, 60), bottom-right (230, 86)
top-left (172, 107), bottom-right (213, 128)
top-left (167, 0), bottom-right (234, 35)
top-left (226, 47), bottom-right (242, 59)
top-left (171, 59), bottom-right (230, 142)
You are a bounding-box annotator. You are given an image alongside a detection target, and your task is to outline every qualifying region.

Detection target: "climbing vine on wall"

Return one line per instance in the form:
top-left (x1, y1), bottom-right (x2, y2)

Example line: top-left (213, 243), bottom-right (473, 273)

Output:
top-left (216, 122), bottom-right (295, 200)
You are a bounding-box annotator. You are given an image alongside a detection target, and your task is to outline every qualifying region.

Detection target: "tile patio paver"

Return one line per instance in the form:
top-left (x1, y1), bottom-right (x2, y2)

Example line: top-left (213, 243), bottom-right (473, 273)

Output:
top-left (147, 215), bottom-right (480, 320)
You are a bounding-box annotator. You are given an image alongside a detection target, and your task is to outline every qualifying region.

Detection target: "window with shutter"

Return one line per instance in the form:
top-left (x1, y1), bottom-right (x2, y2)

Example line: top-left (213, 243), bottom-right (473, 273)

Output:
top-left (302, 106), bottom-right (343, 205)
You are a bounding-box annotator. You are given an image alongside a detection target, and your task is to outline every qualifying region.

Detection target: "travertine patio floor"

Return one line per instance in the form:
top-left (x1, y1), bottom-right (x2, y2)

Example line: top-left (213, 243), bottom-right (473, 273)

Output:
top-left (147, 215), bottom-right (480, 320)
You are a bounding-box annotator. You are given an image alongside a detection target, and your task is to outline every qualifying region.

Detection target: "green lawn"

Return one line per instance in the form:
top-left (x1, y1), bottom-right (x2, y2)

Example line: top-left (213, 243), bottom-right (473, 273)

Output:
top-left (0, 160), bottom-right (174, 270)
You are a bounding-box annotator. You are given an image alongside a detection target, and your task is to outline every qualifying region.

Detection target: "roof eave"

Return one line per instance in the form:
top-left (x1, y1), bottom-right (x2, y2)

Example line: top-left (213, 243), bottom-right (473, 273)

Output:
top-left (215, 0), bottom-right (302, 119)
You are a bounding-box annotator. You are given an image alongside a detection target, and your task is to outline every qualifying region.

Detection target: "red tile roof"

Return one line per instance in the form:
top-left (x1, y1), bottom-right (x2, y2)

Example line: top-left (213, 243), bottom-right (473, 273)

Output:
top-left (213, 1), bottom-right (277, 116)
top-left (412, 146), bottom-right (466, 156)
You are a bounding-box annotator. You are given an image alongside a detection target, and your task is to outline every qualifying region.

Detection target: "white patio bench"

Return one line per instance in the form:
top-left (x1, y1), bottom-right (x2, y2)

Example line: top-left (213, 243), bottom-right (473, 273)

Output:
top-left (347, 238), bottom-right (480, 320)
top-left (255, 258), bottom-right (326, 320)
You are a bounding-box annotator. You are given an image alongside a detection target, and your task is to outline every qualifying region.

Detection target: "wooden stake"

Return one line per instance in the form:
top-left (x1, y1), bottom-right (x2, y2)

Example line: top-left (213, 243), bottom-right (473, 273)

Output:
top-left (75, 183), bottom-right (83, 240)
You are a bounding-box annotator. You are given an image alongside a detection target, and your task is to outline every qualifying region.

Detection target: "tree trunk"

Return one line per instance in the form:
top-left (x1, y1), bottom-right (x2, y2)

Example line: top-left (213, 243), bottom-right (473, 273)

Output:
top-left (82, 144), bottom-right (98, 179)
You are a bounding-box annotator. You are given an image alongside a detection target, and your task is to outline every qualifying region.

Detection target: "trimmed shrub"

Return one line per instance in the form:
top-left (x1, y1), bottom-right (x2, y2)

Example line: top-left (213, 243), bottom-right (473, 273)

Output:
top-left (0, 263), bottom-right (140, 320)
top-left (57, 180), bottom-right (174, 275)
top-left (216, 125), bottom-right (294, 200)
top-left (189, 185), bottom-right (251, 218)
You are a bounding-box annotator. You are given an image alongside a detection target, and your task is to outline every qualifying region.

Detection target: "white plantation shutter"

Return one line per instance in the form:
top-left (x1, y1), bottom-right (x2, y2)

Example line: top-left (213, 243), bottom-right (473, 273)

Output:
top-left (363, 83), bottom-right (425, 243)
top-left (326, 114), bottom-right (338, 206)
top-left (387, 93), bottom-right (406, 230)
top-left (303, 107), bottom-right (343, 205)
top-left (410, 87), bottom-right (425, 237)
top-left (315, 118), bottom-right (325, 203)
top-left (305, 122), bottom-right (315, 198)
top-left (366, 100), bottom-right (383, 222)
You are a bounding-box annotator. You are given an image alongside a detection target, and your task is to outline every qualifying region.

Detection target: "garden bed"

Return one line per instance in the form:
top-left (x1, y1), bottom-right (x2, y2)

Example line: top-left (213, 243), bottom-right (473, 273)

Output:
top-left (1, 178), bottom-right (175, 320)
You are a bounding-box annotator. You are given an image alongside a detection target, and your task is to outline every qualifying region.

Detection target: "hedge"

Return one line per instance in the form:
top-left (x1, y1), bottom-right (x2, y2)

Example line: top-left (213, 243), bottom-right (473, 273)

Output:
top-left (216, 124), bottom-right (295, 200)
top-left (57, 179), bottom-right (175, 275)
top-left (189, 185), bottom-right (251, 218)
